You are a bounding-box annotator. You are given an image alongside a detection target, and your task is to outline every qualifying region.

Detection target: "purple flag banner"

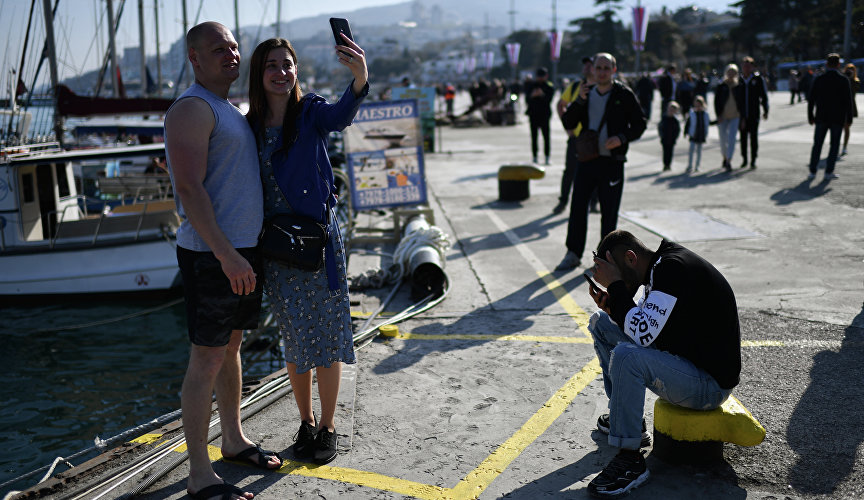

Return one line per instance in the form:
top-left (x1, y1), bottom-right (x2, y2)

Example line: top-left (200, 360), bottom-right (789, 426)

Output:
top-left (632, 6), bottom-right (648, 51)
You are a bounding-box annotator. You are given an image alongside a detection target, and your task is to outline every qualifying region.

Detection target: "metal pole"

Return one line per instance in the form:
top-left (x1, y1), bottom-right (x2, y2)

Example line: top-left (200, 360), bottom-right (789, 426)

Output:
top-left (276, 0), bottom-right (281, 38)
top-left (234, 0), bottom-right (240, 53)
top-left (41, 0), bottom-right (63, 146)
top-left (843, 0), bottom-right (852, 58)
top-left (154, 0), bottom-right (162, 96)
top-left (181, 0), bottom-right (189, 88)
top-left (138, 0), bottom-right (147, 96)
top-left (106, 0), bottom-right (120, 98)
top-left (551, 0), bottom-right (558, 87)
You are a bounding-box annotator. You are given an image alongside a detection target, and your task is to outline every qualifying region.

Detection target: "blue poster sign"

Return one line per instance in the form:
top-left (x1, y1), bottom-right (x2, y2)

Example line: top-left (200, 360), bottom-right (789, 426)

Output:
top-left (344, 99), bottom-right (428, 211)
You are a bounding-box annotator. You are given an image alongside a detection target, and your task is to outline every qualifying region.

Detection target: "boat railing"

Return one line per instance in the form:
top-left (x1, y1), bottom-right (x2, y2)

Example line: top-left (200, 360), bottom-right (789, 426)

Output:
top-left (48, 199), bottom-right (179, 248)
top-left (0, 142), bottom-right (63, 163)
top-left (96, 175), bottom-right (173, 202)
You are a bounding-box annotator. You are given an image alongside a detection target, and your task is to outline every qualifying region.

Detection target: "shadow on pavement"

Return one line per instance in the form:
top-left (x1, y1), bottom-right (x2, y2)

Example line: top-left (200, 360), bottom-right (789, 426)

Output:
top-left (787, 306), bottom-right (864, 494)
top-left (448, 209), bottom-right (568, 259)
top-left (652, 168), bottom-right (749, 190)
top-left (372, 273), bottom-right (589, 375)
top-left (770, 178), bottom-right (832, 205)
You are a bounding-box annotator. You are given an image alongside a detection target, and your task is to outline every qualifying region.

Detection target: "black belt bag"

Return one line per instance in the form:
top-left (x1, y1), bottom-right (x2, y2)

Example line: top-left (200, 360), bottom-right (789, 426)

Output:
top-left (260, 213), bottom-right (328, 271)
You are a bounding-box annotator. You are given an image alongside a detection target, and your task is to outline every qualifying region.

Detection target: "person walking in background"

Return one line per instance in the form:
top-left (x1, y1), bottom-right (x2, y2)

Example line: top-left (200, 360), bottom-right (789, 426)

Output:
top-left (246, 34), bottom-right (367, 465)
top-left (525, 67), bottom-right (556, 164)
top-left (807, 53), bottom-right (854, 181)
top-left (164, 21), bottom-right (282, 500)
top-left (684, 96), bottom-right (711, 173)
top-left (842, 63), bottom-right (859, 156)
top-left (735, 56), bottom-right (769, 169)
top-left (694, 71), bottom-right (710, 100)
top-left (799, 66), bottom-right (814, 100)
top-left (788, 70), bottom-right (801, 104)
top-left (635, 73), bottom-right (655, 121)
top-left (657, 64), bottom-right (677, 119)
top-left (555, 52), bottom-right (646, 271)
top-left (676, 68), bottom-right (696, 116)
top-left (444, 83), bottom-right (456, 118)
top-left (658, 101), bottom-right (681, 172)
top-left (554, 56), bottom-right (597, 215)
top-left (714, 64), bottom-right (741, 171)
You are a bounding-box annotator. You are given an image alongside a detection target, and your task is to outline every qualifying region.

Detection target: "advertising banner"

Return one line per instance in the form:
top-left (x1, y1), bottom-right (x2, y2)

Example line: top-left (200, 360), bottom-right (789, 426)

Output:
top-left (506, 43), bottom-right (521, 67)
top-left (391, 86), bottom-right (436, 152)
top-left (344, 99), bottom-right (428, 211)
top-left (547, 30), bottom-right (562, 62)
top-left (632, 6), bottom-right (648, 51)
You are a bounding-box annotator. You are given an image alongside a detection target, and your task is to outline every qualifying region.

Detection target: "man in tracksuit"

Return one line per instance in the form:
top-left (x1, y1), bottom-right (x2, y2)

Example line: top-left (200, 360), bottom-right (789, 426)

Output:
top-left (555, 52), bottom-right (647, 271)
top-left (585, 230), bottom-right (741, 497)
top-left (734, 56), bottom-right (769, 169)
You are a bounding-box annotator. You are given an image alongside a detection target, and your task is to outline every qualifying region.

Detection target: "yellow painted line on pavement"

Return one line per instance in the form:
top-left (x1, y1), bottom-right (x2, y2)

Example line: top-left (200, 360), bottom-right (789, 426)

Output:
top-left (388, 331), bottom-right (592, 344)
top-left (448, 357), bottom-right (602, 499)
top-left (278, 461), bottom-right (449, 499)
top-left (481, 205), bottom-right (594, 338)
top-left (537, 270), bottom-right (593, 338)
top-left (246, 358), bottom-right (604, 500)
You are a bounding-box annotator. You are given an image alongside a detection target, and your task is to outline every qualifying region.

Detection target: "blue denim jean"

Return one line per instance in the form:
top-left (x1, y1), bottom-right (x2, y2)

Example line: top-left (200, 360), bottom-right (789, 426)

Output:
top-left (589, 311), bottom-right (733, 450)
top-left (717, 117), bottom-right (739, 161)
top-left (809, 122), bottom-right (843, 174)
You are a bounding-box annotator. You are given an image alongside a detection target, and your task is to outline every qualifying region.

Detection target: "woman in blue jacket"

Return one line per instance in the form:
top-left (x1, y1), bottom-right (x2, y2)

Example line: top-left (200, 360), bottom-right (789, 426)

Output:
top-left (246, 35), bottom-right (368, 465)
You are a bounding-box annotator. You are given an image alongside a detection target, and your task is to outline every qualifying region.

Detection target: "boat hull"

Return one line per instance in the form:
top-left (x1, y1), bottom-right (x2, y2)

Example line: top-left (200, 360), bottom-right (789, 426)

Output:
top-left (0, 238), bottom-right (181, 295)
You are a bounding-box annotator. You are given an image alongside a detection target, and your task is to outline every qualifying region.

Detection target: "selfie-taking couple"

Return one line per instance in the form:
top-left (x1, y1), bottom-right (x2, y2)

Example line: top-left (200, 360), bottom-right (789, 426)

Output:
top-left (164, 19), bottom-right (367, 500)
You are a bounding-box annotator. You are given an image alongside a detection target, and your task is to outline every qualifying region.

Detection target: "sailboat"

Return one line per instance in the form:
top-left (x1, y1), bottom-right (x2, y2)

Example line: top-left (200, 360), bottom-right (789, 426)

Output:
top-left (0, 0), bottom-right (181, 297)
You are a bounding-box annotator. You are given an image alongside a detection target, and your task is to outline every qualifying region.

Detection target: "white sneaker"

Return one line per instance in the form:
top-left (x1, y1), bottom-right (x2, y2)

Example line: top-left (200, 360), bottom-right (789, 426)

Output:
top-left (825, 173), bottom-right (839, 180)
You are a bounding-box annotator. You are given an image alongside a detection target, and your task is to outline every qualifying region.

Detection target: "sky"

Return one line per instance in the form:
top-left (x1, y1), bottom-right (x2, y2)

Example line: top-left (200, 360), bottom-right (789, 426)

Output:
top-left (0, 0), bottom-right (737, 93)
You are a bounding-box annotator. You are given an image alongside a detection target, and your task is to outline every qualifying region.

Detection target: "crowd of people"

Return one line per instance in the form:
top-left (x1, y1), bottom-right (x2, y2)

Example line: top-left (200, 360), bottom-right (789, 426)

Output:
top-left (546, 49), bottom-right (854, 497)
top-left (159, 19), bottom-right (855, 499)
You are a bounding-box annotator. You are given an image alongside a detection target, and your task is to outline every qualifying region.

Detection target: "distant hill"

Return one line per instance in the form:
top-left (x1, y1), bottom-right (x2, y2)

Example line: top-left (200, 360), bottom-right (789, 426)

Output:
top-left (267, 0), bottom-right (554, 41)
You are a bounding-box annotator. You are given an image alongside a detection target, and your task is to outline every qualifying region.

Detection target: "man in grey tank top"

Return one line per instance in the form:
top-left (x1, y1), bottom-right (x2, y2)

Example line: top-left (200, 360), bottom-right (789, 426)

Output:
top-left (164, 21), bottom-right (280, 500)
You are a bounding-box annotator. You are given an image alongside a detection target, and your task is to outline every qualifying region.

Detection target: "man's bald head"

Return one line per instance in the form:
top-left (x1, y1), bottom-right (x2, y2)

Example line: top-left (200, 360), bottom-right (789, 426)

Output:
top-left (186, 21), bottom-right (230, 52)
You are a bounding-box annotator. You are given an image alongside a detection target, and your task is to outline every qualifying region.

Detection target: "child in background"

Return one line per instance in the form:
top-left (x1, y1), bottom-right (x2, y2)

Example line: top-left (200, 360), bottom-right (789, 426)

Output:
top-left (658, 101), bottom-right (681, 171)
top-left (684, 96), bottom-right (711, 173)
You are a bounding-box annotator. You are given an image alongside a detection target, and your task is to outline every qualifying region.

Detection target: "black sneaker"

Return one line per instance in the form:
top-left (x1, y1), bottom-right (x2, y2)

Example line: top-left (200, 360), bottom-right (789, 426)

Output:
top-left (596, 414), bottom-right (651, 448)
top-left (588, 449), bottom-right (650, 497)
top-left (552, 201), bottom-right (567, 215)
top-left (292, 420), bottom-right (317, 459)
top-left (313, 428), bottom-right (338, 464)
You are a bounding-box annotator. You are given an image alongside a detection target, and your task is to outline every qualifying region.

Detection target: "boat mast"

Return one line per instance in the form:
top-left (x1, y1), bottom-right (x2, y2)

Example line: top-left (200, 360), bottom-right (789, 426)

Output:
top-left (154, 0), bottom-right (162, 96)
top-left (138, 0), bottom-right (147, 96)
top-left (106, 0), bottom-right (121, 98)
top-left (41, 0), bottom-right (63, 146)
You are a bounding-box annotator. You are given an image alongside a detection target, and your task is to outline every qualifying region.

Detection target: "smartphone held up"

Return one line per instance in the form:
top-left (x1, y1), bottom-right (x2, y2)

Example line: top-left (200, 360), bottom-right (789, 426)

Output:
top-left (329, 17), bottom-right (353, 46)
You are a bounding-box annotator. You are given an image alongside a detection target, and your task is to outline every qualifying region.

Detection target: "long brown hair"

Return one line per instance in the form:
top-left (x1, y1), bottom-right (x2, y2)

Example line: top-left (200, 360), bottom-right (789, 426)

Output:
top-left (246, 38), bottom-right (303, 148)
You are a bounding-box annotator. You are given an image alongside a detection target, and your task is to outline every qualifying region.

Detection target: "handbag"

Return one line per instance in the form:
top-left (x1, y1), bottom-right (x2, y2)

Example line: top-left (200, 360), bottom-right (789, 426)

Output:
top-left (258, 146), bottom-right (332, 271)
top-left (574, 103), bottom-right (608, 162)
top-left (260, 212), bottom-right (328, 271)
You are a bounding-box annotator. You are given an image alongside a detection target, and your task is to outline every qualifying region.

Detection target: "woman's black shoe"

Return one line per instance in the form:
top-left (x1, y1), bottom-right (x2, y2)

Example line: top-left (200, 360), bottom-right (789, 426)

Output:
top-left (313, 428), bottom-right (338, 464)
top-left (292, 420), bottom-right (317, 459)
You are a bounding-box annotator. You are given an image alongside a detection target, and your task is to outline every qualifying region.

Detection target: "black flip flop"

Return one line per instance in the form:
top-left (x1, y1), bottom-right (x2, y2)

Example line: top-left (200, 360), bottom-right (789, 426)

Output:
top-left (224, 444), bottom-right (282, 470)
top-left (188, 482), bottom-right (248, 500)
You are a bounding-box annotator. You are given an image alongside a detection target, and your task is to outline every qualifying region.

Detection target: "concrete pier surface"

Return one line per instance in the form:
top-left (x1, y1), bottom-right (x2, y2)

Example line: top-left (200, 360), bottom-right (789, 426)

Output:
top-left (14, 92), bottom-right (864, 499)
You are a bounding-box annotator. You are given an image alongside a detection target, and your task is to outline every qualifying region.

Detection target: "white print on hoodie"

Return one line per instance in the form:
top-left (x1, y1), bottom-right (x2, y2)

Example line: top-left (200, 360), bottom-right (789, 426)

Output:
top-left (623, 257), bottom-right (678, 346)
